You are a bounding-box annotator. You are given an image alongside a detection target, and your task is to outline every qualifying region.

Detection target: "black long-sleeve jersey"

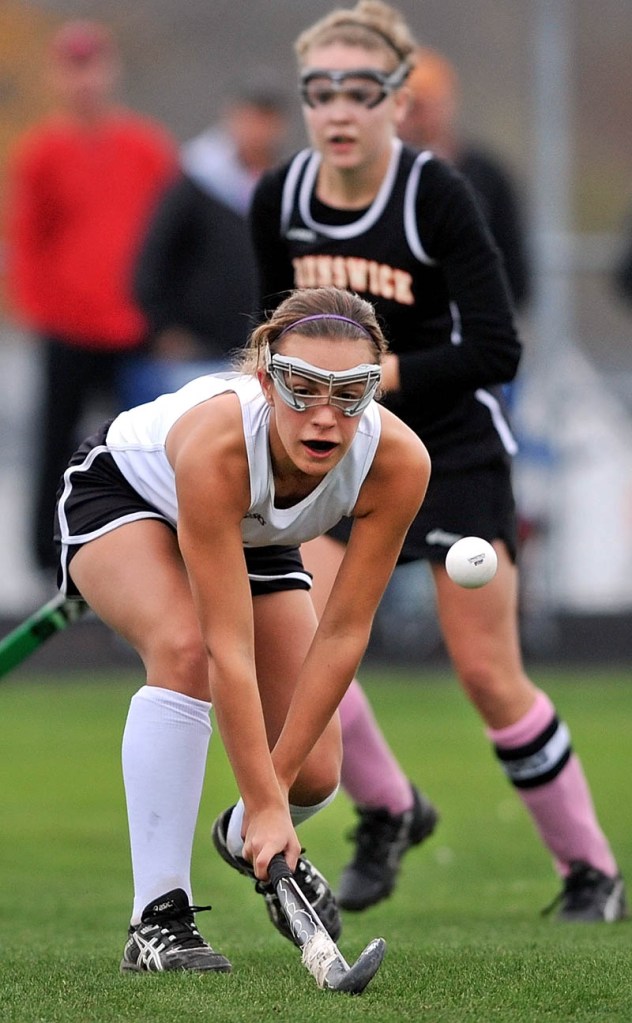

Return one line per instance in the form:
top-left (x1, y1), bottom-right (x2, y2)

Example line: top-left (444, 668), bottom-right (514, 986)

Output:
top-left (250, 140), bottom-right (522, 473)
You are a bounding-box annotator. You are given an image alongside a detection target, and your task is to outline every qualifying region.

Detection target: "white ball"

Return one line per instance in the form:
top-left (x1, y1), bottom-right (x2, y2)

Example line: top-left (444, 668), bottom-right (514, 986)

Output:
top-left (445, 536), bottom-right (498, 589)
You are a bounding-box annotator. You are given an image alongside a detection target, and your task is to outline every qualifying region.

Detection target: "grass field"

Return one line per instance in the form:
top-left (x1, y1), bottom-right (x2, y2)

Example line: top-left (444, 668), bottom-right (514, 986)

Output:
top-left (1, 666), bottom-right (630, 1022)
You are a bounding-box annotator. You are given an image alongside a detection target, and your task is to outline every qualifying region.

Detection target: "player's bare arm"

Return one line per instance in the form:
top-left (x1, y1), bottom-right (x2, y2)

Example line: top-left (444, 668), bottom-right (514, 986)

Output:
top-left (167, 398), bottom-right (294, 849)
top-left (272, 408), bottom-right (430, 788)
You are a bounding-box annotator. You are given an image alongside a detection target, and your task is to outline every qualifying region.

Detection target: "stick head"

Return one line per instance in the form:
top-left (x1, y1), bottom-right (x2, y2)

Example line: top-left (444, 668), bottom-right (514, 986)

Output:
top-left (325, 937), bottom-right (387, 994)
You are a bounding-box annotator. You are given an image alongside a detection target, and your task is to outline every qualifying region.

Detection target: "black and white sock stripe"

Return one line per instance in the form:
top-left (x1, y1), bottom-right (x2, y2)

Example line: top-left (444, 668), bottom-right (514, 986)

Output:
top-left (494, 715), bottom-right (572, 789)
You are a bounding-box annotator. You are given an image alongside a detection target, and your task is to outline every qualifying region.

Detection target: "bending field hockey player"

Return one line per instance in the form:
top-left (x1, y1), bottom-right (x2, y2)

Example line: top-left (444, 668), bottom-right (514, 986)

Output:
top-left (51, 285), bottom-right (429, 983)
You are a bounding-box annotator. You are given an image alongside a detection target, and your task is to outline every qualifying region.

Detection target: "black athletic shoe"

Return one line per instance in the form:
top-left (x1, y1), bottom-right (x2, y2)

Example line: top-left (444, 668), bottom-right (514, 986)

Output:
top-left (337, 783), bottom-right (439, 911)
top-left (120, 888), bottom-right (232, 973)
top-left (542, 861), bottom-right (628, 923)
top-left (211, 806), bottom-right (342, 945)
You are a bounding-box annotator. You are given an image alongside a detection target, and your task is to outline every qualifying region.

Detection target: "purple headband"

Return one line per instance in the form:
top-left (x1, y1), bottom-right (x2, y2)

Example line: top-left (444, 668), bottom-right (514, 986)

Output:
top-left (278, 313), bottom-right (372, 339)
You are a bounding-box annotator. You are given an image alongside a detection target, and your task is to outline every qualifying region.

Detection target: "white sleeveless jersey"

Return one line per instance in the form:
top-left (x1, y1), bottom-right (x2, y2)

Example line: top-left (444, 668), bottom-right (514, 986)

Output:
top-left (106, 372), bottom-right (382, 547)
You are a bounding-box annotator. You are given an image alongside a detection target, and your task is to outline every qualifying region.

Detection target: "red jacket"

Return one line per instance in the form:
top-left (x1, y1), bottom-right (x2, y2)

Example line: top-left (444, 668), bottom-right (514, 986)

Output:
top-left (5, 109), bottom-right (177, 349)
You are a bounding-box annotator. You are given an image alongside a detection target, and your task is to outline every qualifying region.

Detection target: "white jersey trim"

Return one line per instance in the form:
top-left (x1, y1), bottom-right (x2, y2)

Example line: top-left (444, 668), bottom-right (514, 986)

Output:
top-left (281, 148), bottom-right (312, 237)
top-left (293, 139), bottom-right (404, 241)
top-left (403, 150), bottom-right (436, 265)
top-left (474, 388), bottom-right (518, 456)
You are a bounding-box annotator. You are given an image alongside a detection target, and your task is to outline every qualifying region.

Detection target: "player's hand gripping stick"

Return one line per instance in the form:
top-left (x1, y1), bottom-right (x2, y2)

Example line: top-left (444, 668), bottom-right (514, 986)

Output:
top-left (268, 853), bottom-right (386, 994)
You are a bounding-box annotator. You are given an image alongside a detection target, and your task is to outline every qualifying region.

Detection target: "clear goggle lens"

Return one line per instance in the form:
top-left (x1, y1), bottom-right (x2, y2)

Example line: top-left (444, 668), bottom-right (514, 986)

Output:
top-left (300, 64), bottom-right (409, 110)
top-left (265, 351), bottom-right (381, 416)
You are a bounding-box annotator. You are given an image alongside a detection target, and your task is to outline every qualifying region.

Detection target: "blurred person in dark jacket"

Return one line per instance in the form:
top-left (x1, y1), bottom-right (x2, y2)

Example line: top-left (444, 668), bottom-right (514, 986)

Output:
top-left (613, 204), bottom-right (632, 305)
top-left (399, 46), bottom-right (531, 310)
top-left (129, 76), bottom-right (289, 403)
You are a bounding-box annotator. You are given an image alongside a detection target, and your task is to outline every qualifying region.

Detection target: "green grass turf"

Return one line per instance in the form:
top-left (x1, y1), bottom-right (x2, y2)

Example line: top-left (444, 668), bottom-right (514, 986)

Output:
top-left (0, 667), bottom-right (630, 1022)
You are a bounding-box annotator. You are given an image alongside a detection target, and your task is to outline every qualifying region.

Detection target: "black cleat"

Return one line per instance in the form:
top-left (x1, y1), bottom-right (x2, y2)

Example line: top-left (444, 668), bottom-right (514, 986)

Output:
top-left (337, 783), bottom-right (439, 911)
top-left (211, 806), bottom-right (341, 945)
top-left (542, 861), bottom-right (628, 922)
top-left (120, 888), bottom-right (232, 973)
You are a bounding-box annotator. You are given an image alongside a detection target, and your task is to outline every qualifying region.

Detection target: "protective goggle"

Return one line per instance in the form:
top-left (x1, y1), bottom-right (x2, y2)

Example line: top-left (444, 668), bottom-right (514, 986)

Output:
top-left (265, 348), bottom-right (381, 416)
top-left (300, 63), bottom-right (409, 110)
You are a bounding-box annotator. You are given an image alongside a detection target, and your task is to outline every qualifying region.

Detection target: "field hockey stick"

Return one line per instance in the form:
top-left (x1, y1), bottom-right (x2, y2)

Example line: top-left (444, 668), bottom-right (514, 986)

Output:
top-left (268, 853), bottom-right (386, 994)
top-left (0, 593), bottom-right (87, 679)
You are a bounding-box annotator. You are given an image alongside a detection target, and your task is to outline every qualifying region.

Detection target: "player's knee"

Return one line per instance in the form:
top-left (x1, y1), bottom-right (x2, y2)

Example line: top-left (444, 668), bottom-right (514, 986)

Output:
top-left (146, 627), bottom-right (208, 695)
top-left (310, 765), bottom-right (341, 804)
top-left (292, 743), bottom-right (341, 805)
top-left (290, 774), bottom-right (340, 808)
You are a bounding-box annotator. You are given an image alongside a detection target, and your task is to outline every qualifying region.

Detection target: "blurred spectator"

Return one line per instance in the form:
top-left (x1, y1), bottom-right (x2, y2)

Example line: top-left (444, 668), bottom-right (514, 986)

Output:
top-left (613, 205), bottom-right (632, 304)
top-left (180, 72), bottom-right (290, 217)
top-left (4, 19), bottom-right (177, 575)
top-left (399, 46), bottom-right (531, 309)
top-left (127, 75), bottom-right (290, 404)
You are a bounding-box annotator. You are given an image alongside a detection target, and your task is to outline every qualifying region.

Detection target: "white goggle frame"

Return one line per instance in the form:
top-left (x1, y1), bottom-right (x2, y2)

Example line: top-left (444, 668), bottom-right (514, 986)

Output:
top-left (300, 63), bottom-right (410, 110)
top-left (265, 349), bottom-right (381, 417)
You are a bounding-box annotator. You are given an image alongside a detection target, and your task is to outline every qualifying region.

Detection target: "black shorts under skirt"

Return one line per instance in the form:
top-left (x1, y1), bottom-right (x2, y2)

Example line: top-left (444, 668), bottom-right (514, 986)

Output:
top-left (329, 459), bottom-right (518, 564)
top-left (54, 423), bottom-right (312, 600)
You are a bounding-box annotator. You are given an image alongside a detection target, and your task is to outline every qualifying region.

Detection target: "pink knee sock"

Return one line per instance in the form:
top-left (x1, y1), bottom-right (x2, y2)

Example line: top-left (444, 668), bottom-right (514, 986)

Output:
top-left (488, 690), bottom-right (618, 877)
top-left (340, 679), bottom-right (413, 814)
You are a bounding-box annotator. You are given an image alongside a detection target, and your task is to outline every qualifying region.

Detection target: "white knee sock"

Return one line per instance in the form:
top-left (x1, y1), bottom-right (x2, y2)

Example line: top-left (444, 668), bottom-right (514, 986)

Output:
top-left (122, 685), bottom-right (212, 923)
top-left (226, 788), bottom-right (339, 860)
